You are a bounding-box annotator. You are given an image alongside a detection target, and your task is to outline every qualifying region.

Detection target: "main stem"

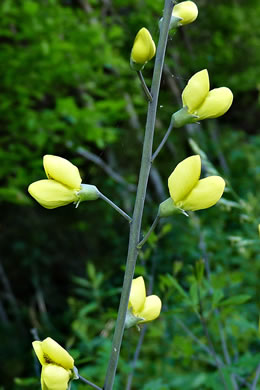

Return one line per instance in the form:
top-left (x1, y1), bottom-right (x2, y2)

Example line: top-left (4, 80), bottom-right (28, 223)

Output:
top-left (103, 2), bottom-right (174, 389)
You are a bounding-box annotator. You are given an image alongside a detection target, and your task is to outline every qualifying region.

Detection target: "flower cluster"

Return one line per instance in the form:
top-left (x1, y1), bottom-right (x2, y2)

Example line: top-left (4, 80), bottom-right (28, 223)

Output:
top-left (29, 2), bottom-right (237, 389)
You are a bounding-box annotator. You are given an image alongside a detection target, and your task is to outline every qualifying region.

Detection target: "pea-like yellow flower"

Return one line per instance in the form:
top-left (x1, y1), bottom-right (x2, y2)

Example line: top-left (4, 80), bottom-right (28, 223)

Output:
top-left (33, 337), bottom-right (75, 390)
top-left (126, 276), bottom-right (162, 328)
top-left (183, 69), bottom-right (233, 119)
top-left (159, 155), bottom-right (225, 216)
top-left (172, 1), bottom-right (198, 26)
top-left (28, 155), bottom-right (99, 209)
top-left (172, 69), bottom-right (233, 127)
top-left (130, 28), bottom-right (156, 70)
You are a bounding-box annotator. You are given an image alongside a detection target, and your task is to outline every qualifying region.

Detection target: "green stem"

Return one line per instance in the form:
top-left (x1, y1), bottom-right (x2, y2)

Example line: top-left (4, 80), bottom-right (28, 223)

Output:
top-left (99, 192), bottom-right (132, 223)
top-left (251, 363), bottom-right (260, 390)
top-left (137, 214), bottom-right (160, 249)
top-left (103, 2), bottom-right (174, 389)
top-left (152, 117), bottom-right (174, 162)
top-left (137, 71), bottom-right (153, 102)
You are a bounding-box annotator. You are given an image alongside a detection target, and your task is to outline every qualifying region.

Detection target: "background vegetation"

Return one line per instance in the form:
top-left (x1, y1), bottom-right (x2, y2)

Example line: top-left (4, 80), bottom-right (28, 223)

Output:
top-left (0, 0), bottom-right (259, 389)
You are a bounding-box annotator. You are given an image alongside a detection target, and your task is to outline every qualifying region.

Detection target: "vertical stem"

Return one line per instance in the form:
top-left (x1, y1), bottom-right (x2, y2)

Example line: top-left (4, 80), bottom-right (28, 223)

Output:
top-left (103, 2), bottom-right (174, 389)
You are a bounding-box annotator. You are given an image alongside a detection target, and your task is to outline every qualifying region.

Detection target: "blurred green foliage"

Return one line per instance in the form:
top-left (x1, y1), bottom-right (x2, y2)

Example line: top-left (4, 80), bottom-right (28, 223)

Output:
top-left (0, 0), bottom-right (260, 389)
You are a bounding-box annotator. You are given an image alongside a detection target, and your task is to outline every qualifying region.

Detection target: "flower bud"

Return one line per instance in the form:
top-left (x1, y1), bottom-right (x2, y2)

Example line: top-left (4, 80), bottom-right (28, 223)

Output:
top-left (172, 1), bottom-right (198, 26)
top-left (130, 28), bottom-right (156, 70)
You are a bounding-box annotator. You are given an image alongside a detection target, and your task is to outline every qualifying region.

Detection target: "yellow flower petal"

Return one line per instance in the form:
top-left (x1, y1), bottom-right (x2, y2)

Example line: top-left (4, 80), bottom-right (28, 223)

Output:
top-left (182, 69), bottom-right (209, 113)
top-left (178, 176), bottom-right (225, 211)
top-left (129, 276), bottom-right (146, 314)
top-left (28, 180), bottom-right (78, 209)
top-left (42, 365), bottom-right (70, 390)
top-left (41, 375), bottom-right (48, 390)
top-left (131, 28), bottom-right (156, 65)
top-left (139, 295), bottom-right (162, 323)
top-left (43, 155), bottom-right (82, 190)
top-left (168, 155), bottom-right (201, 204)
top-left (32, 341), bottom-right (45, 366)
top-left (41, 338), bottom-right (74, 370)
top-left (173, 1), bottom-right (198, 26)
top-left (195, 87), bottom-right (233, 120)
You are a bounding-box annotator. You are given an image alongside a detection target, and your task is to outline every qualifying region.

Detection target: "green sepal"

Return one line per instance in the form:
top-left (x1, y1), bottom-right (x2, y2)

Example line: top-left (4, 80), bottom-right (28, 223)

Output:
top-left (159, 197), bottom-right (188, 218)
top-left (67, 366), bottom-right (79, 390)
top-left (172, 107), bottom-right (198, 128)
top-left (130, 58), bottom-right (145, 71)
top-left (77, 184), bottom-right (100, 204)
top-left (158, 15), bottom-right (182, 30)
top-left (125, 309), bottom-right (144, 329)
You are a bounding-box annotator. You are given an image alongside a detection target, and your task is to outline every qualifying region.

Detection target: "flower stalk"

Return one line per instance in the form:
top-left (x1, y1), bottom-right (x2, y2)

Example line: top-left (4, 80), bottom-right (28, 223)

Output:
top-left (78, 375), bottom-right (103, 390)
top-left (137, 70), bottom-right (153, 102)
top-left (99, 192), bottom-right (132, 223)
top-left (152, 116), bottom-right (175, 162)
top-left (137, 213), bottom-right (160, 249)
top-left (103, 1), bottom-right (174, 389)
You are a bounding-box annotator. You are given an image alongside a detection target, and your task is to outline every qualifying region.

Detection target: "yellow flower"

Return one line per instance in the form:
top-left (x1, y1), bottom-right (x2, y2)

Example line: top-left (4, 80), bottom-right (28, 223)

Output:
top-left (28, 155), bottom-right (81, 209)
top-left (172, 1), bottom-right (198, 26)
top-left (168, 155), bottom-right (225, 211)
top-left (33, 337), bottom-right (74, 390)
top-left (130, 28), bottom-right (156, 70)
top-left (171, 69), bottom-right (233, 128)
top-left (127, 276), bottom-right (161, 327)
top-left (182, 69), bottom-right (233, 120)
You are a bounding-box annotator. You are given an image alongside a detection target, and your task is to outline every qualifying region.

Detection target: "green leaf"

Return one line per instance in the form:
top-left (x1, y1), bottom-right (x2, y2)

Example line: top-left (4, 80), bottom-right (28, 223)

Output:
top-left (219, 294), bottom-right (251, 306)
